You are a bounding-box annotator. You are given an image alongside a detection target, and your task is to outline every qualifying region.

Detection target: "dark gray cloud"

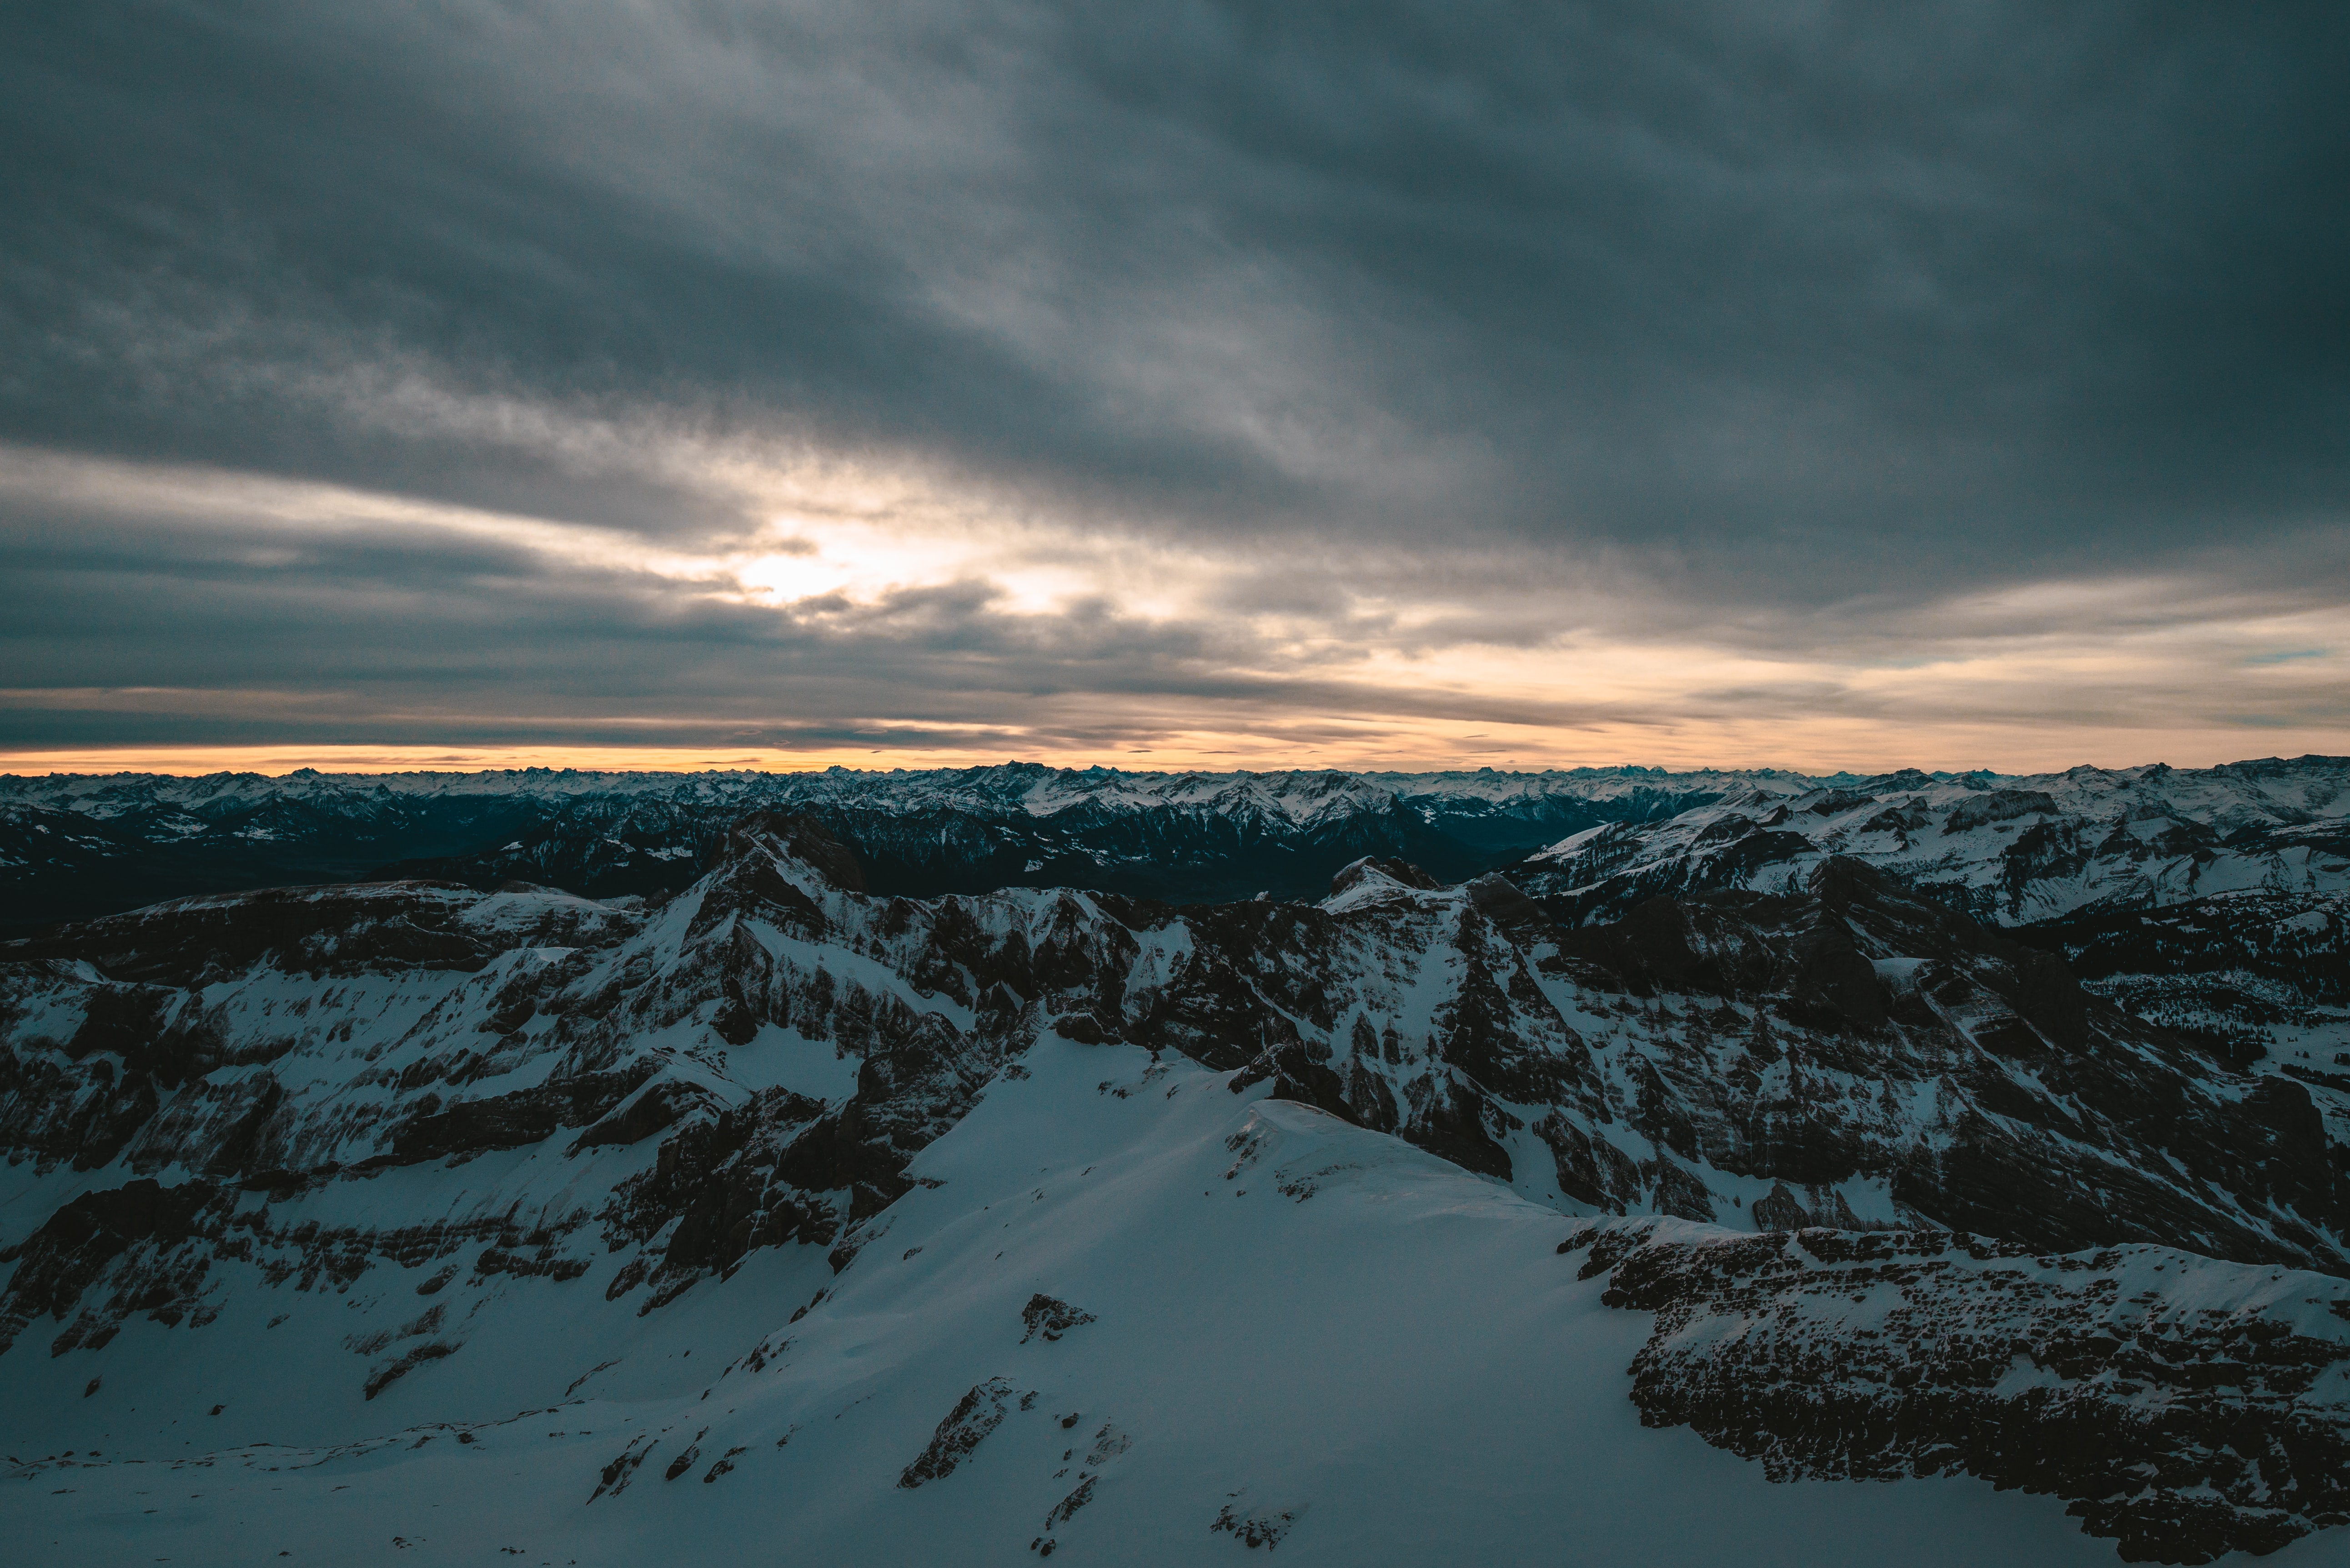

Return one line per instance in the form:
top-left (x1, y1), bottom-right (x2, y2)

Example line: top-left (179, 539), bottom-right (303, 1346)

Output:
top-left (3, 1), bottom-right (2347, 766)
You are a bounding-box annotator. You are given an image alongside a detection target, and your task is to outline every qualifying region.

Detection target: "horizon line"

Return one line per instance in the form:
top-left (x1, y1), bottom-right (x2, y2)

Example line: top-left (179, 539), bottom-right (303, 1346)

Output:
top-left (4, 744), bottom-right (2345, 784)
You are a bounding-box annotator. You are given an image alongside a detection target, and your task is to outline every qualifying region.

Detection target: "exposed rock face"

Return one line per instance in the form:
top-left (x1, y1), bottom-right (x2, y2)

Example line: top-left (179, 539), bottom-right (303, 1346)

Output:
top-left (5, 815), bottom-right (2345, 1381)
top-left (1520, 857), bottom-right (2347, 1271)
top-left (0, 818), bottom-right (994, 1367)
top-left (1570, 1219), bottom-right (2350, 1563)
top-left (2011, 889), bottom-right (2349, 1068)
top-left (1018, 1294), bottom-right (1095, 1344)
top-left (899, 1377), bottom-right (1017, 1488)
top-left (0, 1178), bottom-right (225, 1355)
top-left (1492, 770), bottom-right (2350, 1250)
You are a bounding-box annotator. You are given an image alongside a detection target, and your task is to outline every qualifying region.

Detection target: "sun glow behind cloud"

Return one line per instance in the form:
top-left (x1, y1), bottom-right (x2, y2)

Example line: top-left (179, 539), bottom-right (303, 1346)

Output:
top-left (3, 437), bottom-right (2345, 779)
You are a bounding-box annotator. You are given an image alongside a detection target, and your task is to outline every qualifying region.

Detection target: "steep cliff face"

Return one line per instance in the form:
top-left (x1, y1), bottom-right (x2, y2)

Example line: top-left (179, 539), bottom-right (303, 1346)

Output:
top-left (1522, 859), bottom-right (2346, 1271)
top-left (2009, 890), bottom-right (2350, 1074)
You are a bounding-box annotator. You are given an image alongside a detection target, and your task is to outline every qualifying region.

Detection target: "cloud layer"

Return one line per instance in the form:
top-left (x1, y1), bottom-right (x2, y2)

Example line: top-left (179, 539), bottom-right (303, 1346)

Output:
top-left (4, 2), bottom-right (2346, 772)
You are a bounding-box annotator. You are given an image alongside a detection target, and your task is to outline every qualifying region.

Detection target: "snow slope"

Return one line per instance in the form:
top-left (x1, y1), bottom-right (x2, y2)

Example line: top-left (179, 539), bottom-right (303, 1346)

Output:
top-left (0, 1039), bottom-right (2228, 1568)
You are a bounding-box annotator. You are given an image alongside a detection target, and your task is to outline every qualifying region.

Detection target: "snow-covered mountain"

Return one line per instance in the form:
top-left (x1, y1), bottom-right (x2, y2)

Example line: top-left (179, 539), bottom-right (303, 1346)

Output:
top-left (1510, 756), bottom-right (2350, 928)
top-left (1505, 754), bottom-right (2350, 1112)
top-left (5, 809), bottom-right (2348, 1562)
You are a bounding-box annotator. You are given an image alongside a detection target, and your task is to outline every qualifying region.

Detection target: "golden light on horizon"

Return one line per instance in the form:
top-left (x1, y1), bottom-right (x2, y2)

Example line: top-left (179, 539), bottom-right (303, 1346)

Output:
top-left (4, 442), bottom-right (2345, 782)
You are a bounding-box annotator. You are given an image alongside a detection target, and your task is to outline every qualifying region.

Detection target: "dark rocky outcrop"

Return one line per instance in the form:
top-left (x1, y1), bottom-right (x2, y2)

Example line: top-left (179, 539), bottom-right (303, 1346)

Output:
top-left (899, 1377), bottom-right (1016, 1488)
top-left (1018, 1293), bottom-right (1095, 1344)
top-left (1523, 857), bottom-right (2345, 1272)
top-left (388, 1065), bottom-right (659, 1165)
top-left (0, 1179), bottom-right (225, 1356)
top-left (1575, 1220), bottom-right (2350, 1564)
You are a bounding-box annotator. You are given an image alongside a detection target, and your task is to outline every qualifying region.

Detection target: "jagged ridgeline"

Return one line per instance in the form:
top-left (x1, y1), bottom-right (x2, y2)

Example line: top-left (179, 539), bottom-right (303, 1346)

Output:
top-left (4, 765), bottom-right (2349, 1563)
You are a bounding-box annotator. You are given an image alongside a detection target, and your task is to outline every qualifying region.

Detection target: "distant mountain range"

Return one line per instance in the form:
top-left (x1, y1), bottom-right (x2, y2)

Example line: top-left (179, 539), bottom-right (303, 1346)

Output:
top-left (1, 762), bottom-right (1746, 931)
top-left (9, 755), bottom-right (2345, 935)
top-left (5, 757), bottom-right (2348, 1562)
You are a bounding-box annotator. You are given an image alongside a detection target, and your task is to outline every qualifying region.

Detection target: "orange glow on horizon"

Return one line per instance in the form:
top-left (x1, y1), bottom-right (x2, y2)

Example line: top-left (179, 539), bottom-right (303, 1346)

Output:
top-left (4, 721), bottom-right (2345, 782)
top-left (4, 446), bottom-right (2343, 787)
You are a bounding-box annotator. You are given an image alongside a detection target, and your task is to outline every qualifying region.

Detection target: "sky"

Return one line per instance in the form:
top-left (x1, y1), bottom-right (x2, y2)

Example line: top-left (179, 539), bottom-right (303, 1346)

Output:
top-left (3, 2), bottom-right (2346, 777)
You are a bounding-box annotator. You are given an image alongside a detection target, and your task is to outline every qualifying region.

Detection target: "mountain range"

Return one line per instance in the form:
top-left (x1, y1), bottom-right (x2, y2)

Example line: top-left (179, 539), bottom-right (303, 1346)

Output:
top-left (0, 761), bottom-right (1817, 933)
top-left (4, 756), bottom-right (2348, 1564)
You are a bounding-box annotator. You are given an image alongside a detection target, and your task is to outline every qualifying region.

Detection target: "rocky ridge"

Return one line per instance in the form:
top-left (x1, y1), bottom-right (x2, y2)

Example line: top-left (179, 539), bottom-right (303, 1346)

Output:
top-left (5, 808), bottom-right (2349, 1560)
top-left (1569, 1218), bottom-right (2350, 1563)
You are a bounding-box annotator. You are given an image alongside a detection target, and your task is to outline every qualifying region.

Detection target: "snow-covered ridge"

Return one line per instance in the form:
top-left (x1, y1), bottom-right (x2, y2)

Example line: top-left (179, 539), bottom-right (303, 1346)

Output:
top-left (0, 760), bottom-right (1791, 810)
top-left (5, 810), bottom-right (2349, 1562)
top-left (10, 754), bottom-right (2342, 811)
top-left (1514, 757), bottom-right (2350, 927)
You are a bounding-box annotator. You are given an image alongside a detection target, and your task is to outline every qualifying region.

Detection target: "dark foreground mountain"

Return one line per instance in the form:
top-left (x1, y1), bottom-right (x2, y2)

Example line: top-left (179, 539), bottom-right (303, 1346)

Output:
top-left (5, 809), bottom-right (2347, 1562)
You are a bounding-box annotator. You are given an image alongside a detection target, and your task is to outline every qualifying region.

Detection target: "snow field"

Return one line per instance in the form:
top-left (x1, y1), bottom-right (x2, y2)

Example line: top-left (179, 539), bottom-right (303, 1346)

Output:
top-left (2, 1039), bottom-right (2245, 1566)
